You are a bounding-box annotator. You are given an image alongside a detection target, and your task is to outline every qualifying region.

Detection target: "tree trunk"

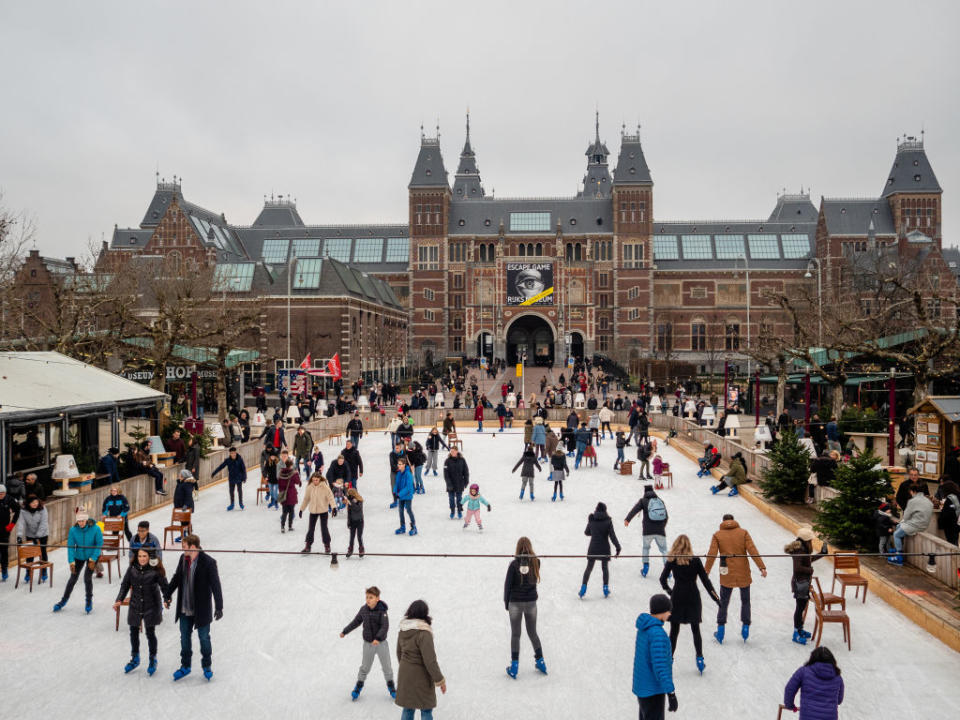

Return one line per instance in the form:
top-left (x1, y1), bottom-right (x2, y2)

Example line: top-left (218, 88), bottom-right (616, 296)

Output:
top-left (776, 364), bottom-right (787, 416)
top-left (832, 382), bottom-right (844, 417)
top-left (216, 347), bottom-right (229, 423)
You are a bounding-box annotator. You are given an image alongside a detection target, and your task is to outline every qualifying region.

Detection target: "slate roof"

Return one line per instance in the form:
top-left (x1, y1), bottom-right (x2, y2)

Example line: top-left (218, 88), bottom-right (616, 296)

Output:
top-left (243, 256), bottom-right (403, 308)
top-left (820, 198), bottom-right (896, 236)
top-left (452, 116), bottom-right (485, 200)
top-left (111, 228), bottom-right (153, 251)
top-left (768, 193), bottom-right (818, 223)
top-left (409, 137), bottom-right (449, 189)
top-left (253, 201), bottom-right (305, 227)
top-left (881, 137), bottom-right (942, 198)
top-left (613, 130), bottom-right (653, 185)
top-left (448, 197), bottom-right (613, 236)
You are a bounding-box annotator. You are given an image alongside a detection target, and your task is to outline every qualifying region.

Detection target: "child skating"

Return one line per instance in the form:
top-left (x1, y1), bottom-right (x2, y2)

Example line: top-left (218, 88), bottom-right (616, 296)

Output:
top-left (614, 431), bottom-right (627, 470)
top-left (512, 444), bottom-right (542, 501)
top-left (653, 454), bottom-right (664, 489)
top-left (341, 586), bottom-right (396, 701)
top-left (549, 448), bottom-right (569, 501)
top-left (462, 483), bottom-right (491, 531)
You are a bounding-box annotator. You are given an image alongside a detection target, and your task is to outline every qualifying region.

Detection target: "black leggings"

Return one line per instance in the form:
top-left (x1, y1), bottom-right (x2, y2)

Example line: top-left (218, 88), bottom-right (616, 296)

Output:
top-left (553, 480), bottom-right (564, 496)
top-left (669, 621), bottom-right (703, 657)
top-left (582, 558), bottom-right (609, 586)
top-left (349, 522), bottom-right (364, 550)
top-left (130, 624), bottom-right (158, 657)
top-left (794, 597), bottom-right (808, 630)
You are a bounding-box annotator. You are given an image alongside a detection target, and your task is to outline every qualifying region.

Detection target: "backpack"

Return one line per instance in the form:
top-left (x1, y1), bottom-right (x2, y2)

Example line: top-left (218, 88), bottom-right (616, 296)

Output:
top-left (646, 497), bottom-right (667, 522)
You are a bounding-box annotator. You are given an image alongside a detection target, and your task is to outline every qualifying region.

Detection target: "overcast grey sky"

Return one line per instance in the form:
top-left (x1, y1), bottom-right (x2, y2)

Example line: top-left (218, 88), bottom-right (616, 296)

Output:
top-left (2, 0), bottom-right (958, 257)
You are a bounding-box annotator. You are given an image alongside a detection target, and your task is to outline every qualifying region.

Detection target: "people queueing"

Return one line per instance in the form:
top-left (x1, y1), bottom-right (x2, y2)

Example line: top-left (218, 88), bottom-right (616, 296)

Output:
top-left (704, 513), bottom-right (767, 643)
top-left (624, 484), bottom-right (669, 578)
top-left (579, 501), bottom-right (622, 599)
top-left (53, 506), bottom-right (103, 613)
top-left (114, 547), bottom-right (169, 676)
top-left (342, 585), bottom-right (396, 701)
top-left (504, 536), bottom-right (547, 679)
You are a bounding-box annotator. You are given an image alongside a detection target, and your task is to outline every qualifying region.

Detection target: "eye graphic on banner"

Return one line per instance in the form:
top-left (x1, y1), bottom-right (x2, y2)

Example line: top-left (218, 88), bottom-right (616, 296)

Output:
top-left (505, 263), bottom-right (554, 306)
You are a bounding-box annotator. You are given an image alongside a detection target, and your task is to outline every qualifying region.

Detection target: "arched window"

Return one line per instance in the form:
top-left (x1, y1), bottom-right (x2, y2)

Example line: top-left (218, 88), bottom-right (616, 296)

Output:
top-left (575, 243), bottom-right (582, 261)
top-left (535, 243), bottom-right (543, 256)
top-left (479, 244), bottom-right (487, 262)
top-left (518, 243), bottom-right (526, 257)
top-left (488, 243), bottom-right (496, 260)
top-left (566, 243), bottom-right (573, 261)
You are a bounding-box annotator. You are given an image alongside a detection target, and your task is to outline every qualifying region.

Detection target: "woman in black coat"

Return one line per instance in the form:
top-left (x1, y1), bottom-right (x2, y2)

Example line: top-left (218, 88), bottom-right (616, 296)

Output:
top-left (659, 534), bottom-right (719, 675)
top-left (113, 548), bottom-right (170, 675)
top-left (785, 526), bottom-right (828, 645)
top-left (579, 502), bottom-right (621, 598)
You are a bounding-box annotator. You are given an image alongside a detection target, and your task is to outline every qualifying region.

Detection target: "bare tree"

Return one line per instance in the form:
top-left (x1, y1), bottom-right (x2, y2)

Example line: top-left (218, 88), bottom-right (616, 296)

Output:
top-left (0, 192), bottom-right (35, 339)
top-left (196, 294), bottom-right (262, 421)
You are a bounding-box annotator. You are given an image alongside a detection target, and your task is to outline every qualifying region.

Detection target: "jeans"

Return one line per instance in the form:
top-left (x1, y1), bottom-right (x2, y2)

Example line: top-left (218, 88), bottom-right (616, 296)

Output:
top-left (414, 465), bottom-right (424, 491)
top-left (61, 561), bottom-right (94, 604)
top-left (575, 443), bottom-right (586, 467)
top-left (179, 615), bottom-right (212, 669)
top-left (390, 471), bottom-right (398, 502)
top-left (228, 479), bottom-right (244, 506)
top-left (358, 639), bottom-right (393, 682)
top-left (305, 512), bottom-right (330, 546)
top-left (269, 484), bottom-right (279, 506)
top-left (615, 447), bottom-right (625, 467)
top-left (638, 693), bottom-right (665, 720)
top-left (893, 525), bottom-right (909, 552)
top-left (130, 624), bottom-right (158, 657)
top-left (297, 458), bottom-right (311, 479)
top-left (147, 466), bottom-right (165, 492)
top-left (398, 499), bottom-right (415, 528)
top-left (794, 597), bottom-right (807, 631)
top-left (508, 600), bottom-right (542, 660)
top-left (642, 535), bottom-right (667, 565)
top-left (281, 505), bottom-right (295, 528)
top-left (400, 710), bottom-right (433, 720)
top-left (717, 585), bottom-right (752, 626)
top-left (447, 491), bottom-right (463, 513)
top-left (350, 433), bottom-right (361, 447)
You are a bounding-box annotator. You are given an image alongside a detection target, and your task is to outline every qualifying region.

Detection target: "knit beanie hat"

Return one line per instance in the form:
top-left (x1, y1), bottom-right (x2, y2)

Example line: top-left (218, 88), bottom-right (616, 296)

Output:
top-left (650, 593), bottom-right (672, 615)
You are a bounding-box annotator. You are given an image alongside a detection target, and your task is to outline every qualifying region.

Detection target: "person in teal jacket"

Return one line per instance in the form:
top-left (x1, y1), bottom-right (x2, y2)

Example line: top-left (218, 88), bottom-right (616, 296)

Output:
top-left (392, 458), bottom-right (417, 536)
top-left (462, 483), bottom-right (491, 531)
top-left (54, 507), bottom-right (103, 614)
top-left (633, 594), bottom-right (678, 718)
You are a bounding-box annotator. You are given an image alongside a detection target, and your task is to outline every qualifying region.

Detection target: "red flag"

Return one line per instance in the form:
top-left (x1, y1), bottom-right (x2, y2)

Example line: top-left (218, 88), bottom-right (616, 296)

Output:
top-left (299, 353), bottom-right (312, 370)
top-left (327, 353), bottom-right (342, 380)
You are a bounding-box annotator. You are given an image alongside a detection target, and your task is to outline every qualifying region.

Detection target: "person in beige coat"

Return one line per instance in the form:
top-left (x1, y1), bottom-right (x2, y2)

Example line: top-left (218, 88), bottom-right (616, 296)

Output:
top-left (545, 426), bottom-right (559, 457)
top-left (703, 513), bottom-right (767, 643)
top-left (299, 474), bottom-right (335, 554)
top-left (396, 600), bottom-right (446, 718)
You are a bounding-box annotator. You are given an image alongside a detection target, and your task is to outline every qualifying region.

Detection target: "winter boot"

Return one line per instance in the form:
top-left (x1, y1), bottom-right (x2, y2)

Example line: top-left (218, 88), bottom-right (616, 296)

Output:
top-left (603, 585), bottom-right (610, 598)
top-left (173, 666), bottom-right (191, 681)
top-left (147, 656), bottom-right (158, 676)
top-left (395, 526), bottom-right (406, 535)
top-left (578, 584), bottom-right (587, 598)
top-left (714, 625), bottom-right (725, 644)
top-left (124, 655), bottom-right (140, 673)
top-left (696, 656), bottom-right (705, 675)
top-left (792, 629), bottom-right (807, 645)
top-left (641, 563), bottom-right (649, 578)
top-left (728, 487), bottom-right (739, 497)
top-left (351, 681), bottom-right (364, 700)
top-left (408, 526), bottom-right (418, 536)
top-left (741, 624), bottom-right (750, 642)
top-left (226, 504), bottom-right (235, 511)
top-left (506, 660), bottom-right (519, 679)
top-left (203, 668), bottom-right (213, 681)
top-left (301, 544), bottom-right (311, 554)
top-left (535, 656), bottom-right (547, 675)
top-left (387, 680), bottom-right (397, 699)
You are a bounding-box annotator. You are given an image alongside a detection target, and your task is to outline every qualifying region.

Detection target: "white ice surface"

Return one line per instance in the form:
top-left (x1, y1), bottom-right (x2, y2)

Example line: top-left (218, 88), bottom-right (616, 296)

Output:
top-left (4, 428), bottom-right (959, 719)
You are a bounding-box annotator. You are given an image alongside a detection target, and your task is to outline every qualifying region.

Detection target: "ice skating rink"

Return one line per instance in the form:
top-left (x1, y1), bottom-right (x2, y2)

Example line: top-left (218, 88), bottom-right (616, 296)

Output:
top-left (4, 428), bottom-right (958, 719)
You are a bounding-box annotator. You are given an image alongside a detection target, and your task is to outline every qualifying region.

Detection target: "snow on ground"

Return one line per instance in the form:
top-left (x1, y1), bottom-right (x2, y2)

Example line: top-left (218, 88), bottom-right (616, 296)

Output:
top-left (4, 428), bottom-right (959, 719)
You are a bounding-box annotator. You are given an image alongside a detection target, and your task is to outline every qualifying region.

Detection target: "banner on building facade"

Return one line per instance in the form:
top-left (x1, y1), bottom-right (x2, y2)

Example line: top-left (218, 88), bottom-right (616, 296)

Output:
top-left (505, 263), bottom-right (554, 306)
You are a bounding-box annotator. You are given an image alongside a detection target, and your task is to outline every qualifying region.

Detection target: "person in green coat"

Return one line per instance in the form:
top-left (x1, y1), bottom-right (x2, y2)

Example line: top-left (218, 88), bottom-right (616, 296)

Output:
top-left (711, 453), bottom-right (747, 497)
top-left (396, 600), bottom-right (446, 718)
top-left (54, 506), bottom-right (103, 613)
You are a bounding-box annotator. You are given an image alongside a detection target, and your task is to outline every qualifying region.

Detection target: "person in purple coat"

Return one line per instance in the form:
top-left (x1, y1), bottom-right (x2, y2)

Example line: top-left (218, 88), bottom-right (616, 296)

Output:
top-left (783, 646), bottom-right (844, 720)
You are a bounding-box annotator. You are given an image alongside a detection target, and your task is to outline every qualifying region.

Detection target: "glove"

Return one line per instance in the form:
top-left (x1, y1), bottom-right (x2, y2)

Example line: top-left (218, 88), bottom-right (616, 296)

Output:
top-left (87, 559), bottom-right (96, 571)
top-left (299, 510), bottom-right (303, 519)
top-left (16, 536), bottom-right (23, 544)
top-left (214, 609), bottom-right (223, 621)
top-left (668, 693), bottom-right (678, 712)
top-left (487, 504), bottom-right (492, 512)
top-left (5, 522), bottom-right (14, 532)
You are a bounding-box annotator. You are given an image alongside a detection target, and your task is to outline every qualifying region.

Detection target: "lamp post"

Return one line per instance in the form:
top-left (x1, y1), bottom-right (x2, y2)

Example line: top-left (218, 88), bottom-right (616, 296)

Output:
top-left (804, 367), bottom-right (812, 434)
top-left (723, 360), bottom-right (729, 413)
top-left (888, 367), bottom-right (896, 466)
top-left (286, 244), bottom-right (298, 390)
top-left (804, 258), bottom-right (823, 348)
top-left (736, 254), bottom-right (751, 378)
top-left (754, 369), bottom-right (761, 426)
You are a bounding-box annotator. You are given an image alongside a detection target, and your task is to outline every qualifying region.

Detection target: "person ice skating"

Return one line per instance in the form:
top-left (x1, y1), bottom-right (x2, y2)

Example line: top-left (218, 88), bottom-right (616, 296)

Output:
top-left (785, 526), bottom-right (829, 645)
top-left (16, 494), bottom-right (49, 584)
top-left (549, 447), bottom-right (569, 501)
top-left (389, 441), bottom-right (407, 509)
top-left (512, 444), bottom-right (542, 501)
top-left (442, 412), bottom-right (456, 440)
top-left (346, 412), bottom-right (364, 447)
top-left (633, 594), bottom-right (679, 718)
top-left (164, 534), bottom-right (223, 682)
top-left (129, 520), bottom-right (162, 561)
top-left (53, 506), bottom-right (102, 613)
top-left (614, 431), bottom-right (627, 470)
top-left (659, 534), bottom-right (720, 676)
top-left (0, 484), bottom-right (21, 582)
top-left (293, 425), bottom-right (314, 478)
top-left (652, 455), bottom-right (664, 489)
top-left (277, 458), bottom-right (301, 533)
top-left (342, 586), bottom-right (395, 700)
top-left (443, 447), bottom-right (469, 519)
top-left (393, 457), bottom-right (417, 536)
top-left (299, 473), bottom-right (335, 553)
top-left (783, 646), bottom-right (845, 720)
top-left (474, 402), bottom-right (484, 432)
top-left (342, 439), bottom-right (364, 490)
top-left (211, 446), bottom-right (247, 511)
top-left (113, 548), bottom-right (170, 676)
top-left (424, 428), bottom-right (447, 477)
top-left (461, 483), bottom-right (491, 531)
top-left (580, 502), bottom-right (621, 598)
top-left (531, 418), bottom-right (547, 460)
top-left (496, 401), bottom-right (507, 431)
top-left (704, 513), bottom-right (767, 643)
top-left (408, 439), bottom-right (427, 494)
top-left (888, 483), bottom-right (934, 565)
top-left (102, 484), bottom-right (132, 541)
top-left (637, 438), bottom-right (654, 480)
top-left (262, 451), bottom-right (280, 509)
top-left (624, 485), bottom-right (669, 578)
top-left (599, 404), bottom-right (614, 439)
top-left (395, 600), bottom-right (446, 720)
top-left (504, 536), bottom-right (547, 678)
top-left (345, 488), bottom-right (365, 558)
top-left (574, 423), bottom-right (592, 469)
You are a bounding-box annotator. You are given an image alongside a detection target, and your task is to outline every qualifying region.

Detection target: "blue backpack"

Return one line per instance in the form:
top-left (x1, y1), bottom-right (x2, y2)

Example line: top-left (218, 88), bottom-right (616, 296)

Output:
top-left (646, 497), bottom-right (667, 522)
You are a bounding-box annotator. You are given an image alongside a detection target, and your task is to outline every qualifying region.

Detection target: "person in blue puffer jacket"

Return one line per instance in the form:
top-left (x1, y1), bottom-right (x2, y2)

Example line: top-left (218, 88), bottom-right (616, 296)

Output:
top-left (531, 419), bottom-right (547, 460)
top-left (633, 593), bottom-right (678, 718)
top-left (54, 506), bottom-right (103, 613)
top-left (783, 646), bottom-right (844, 720)
top-left (392, 457), bottom-right (417, 536)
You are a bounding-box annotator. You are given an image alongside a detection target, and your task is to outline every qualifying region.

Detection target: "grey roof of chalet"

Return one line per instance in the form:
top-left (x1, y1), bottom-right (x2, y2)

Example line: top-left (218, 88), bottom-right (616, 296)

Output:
top-left (820, 198), bottom-right (896, 236)
top-left (768, 194), bottom-right (818, 223)
top-left (612, 132), bottom-right (653, 185)
top-left (409, 137), bottom-right (450, 189)
top-left (881, 138), bottom-right (942, 198)
top-left (252, 202), bottom-right (305, 227)
top-left (241, 257), bottom-right (402, 308)
top-left (448, 197), bottom-right (613, 236)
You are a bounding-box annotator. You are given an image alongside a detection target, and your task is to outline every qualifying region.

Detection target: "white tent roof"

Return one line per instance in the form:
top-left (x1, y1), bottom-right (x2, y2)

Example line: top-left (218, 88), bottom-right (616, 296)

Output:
top-left (0, 352), bottom-right (166, 421)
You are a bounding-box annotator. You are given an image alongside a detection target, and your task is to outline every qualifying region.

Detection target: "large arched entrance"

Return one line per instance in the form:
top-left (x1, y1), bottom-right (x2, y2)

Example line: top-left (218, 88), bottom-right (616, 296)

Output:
top-left (507, 314), bottom-right (555, 366)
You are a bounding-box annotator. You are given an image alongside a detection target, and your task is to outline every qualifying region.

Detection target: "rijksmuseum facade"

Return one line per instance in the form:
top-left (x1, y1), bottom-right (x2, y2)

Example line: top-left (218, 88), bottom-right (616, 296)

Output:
top-left (104, 115), bottom-right (952, 376)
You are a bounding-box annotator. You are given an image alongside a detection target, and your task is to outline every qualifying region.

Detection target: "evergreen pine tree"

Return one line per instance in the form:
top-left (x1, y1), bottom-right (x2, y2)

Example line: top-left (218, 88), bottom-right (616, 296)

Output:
top-left (815, 452), bottom-right (892, 550)
top-left (759, 428), bottom-right (811, 503)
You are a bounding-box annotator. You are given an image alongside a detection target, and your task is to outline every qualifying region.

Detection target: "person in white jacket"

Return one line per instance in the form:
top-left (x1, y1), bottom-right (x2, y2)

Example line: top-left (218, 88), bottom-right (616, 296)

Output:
top-left (888, 484), bottom-right (934, 565)
top-left (599, 405), bottom-right (614, 439)
top-left (386, 414), bottom-right (403, 449)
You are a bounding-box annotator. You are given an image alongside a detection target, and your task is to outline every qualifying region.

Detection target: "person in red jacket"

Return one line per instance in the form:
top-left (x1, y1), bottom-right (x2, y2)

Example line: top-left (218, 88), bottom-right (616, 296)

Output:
top-left (475, 403), bottom-right (484, 432)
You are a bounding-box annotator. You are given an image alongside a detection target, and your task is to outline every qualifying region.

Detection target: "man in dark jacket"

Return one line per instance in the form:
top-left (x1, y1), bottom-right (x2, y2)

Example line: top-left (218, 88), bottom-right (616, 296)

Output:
top-left (580, 501), bottom-right (622, 597)
top-left (624, 485), bottom-right (669, 578)
top-left (340, 585), bottom-right (394, 699)
top-left (211, 447), bottom-right (247, 511)
top-left (259, 418), bottom-right (287, 452)
top-left (165, 534), bottom-right (223, 681)
top-left (328, 454), bottom-right (354, 489)
top-left (443, 447), bottom-right (470, 519)
top-left (0, 484), bottom-right (21, 581)
top-left (166, 429), bottom-right (187, 464)
top-left (98, 447), bottom-right (122, 484)
top-left (346, 413), bottom-right (364, 447)
top-left (292, 426), bottom-right (314, 477)
top-left (574, 424), bottom-right (593, 469)
top-left (23, 472), bottom-right (46, 502)
top-left (342, 440), bottom-right (364, 488)
top-left (174, 470), bottom-right (197, 513)
top-left (129, 520), bottom-right (163, 562)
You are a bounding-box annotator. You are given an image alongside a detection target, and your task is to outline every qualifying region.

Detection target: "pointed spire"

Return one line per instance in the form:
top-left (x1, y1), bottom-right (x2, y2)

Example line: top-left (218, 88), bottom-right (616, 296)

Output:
top-left (581, 112), bottom-right (612, 197)
top-left (453, 110), bottom-right (484, 199)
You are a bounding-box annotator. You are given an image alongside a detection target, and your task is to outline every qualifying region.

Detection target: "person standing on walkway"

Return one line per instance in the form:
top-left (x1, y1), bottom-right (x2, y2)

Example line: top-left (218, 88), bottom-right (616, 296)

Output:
top-left (579, 502), bottom-right (621, 599)
top-left (395, 600), bottom-right (446, 720)
top-left (299, 473), bottom-right (334, 554)
top-left (633, 593), bottom-right (679, 719)
top-left (783, 646), bottom-right (844, 720)
top-left (504, 536), bottom-right (547, 679)
top-left (342, 585), bottom-right (395, 701)
top-left (164, 534), bottom-right (224, 682)
top-left (624, 484), bottom-right (669, 579)
top-left (704, 513), bottom-right (767, 644)
top-left (659, 534), bottom-right (719, 676)
top-left (53, 506), bottom-right (102, 613)
top-left (211, 447), bottom-right (247, 511)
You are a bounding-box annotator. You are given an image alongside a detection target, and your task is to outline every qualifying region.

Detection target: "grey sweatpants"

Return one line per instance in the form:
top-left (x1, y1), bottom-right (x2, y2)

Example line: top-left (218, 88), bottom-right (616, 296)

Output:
top-left (357, 640), bottom-right (394, 683)
top-left (426, 450), bottom-right (440, 472)
top-left (520, 475), bottom-right (535, 494)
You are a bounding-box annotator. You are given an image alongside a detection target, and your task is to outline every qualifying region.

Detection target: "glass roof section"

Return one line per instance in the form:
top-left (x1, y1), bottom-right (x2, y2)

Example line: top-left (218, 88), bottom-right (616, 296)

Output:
top-left (293, 258), bottom-right (323, 289)
top-left (292, 238), bottom-right (321, 257)
top-left (353, 238), bottom-right (384, 263)
top-left (681, 235), bottom-right (712, 260)
top-left (653, 235), bottom-right (679, 260)
top-left (214, 263), bottom-right (255, 292)
top-left (714, 234), bottom-right (745, 259)
top-left (323, 238), bottom-right (352, 262)
top-left (781, 233), bottom-right (811, 259)
top-left (386, 238), bottom-right (409, 262)
top-left (748, 234), bottom-right (780, 259)
top-left (261, 238), bottom-right (289, 264)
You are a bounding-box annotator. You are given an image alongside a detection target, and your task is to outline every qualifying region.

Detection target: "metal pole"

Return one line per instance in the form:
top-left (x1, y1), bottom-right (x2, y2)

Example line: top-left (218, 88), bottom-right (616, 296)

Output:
top-left (888, 368), bottom-right (896, 466)
top-left (816, 260), bottom-right (823, 349)
top-left (804, 369), bottom-right (811, 433)
top-left (723, 361), bottom-right (728, 413)
top-left (745, 257), bottom-right (751, 378)
top-left (755, 370), bottom-right (761, 426)
top-left (286, 247), bottom-right (294, 377)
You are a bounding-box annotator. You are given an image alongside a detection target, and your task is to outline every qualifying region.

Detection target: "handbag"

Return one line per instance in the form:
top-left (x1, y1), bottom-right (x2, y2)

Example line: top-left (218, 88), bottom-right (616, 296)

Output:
top-left (794, 578), bottom-right (811, 600)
